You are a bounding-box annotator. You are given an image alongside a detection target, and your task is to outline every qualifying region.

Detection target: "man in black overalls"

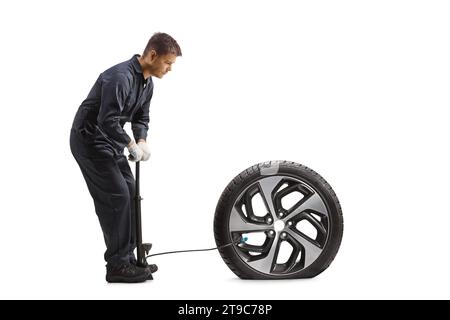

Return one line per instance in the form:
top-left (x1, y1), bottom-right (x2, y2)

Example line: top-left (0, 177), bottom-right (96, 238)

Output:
top-left (70, 33), bottom-right (181, 283)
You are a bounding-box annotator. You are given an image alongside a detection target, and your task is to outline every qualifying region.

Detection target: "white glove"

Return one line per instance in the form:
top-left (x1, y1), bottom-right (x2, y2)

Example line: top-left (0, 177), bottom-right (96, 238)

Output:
top-left (127, 140), bottom-right (144, 162)
top-left (137, 141), bottom-right (151, 161)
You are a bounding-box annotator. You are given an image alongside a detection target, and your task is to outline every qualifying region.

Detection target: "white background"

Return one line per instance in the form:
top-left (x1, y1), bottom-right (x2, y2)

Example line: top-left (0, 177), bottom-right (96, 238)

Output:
top-left (0, 0), bottom-right (449, 299)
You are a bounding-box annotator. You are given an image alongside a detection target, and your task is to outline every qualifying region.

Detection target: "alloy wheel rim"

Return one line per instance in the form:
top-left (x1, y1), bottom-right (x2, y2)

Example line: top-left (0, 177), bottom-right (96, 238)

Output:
top-left (228, 175), bottom-right (330, 276)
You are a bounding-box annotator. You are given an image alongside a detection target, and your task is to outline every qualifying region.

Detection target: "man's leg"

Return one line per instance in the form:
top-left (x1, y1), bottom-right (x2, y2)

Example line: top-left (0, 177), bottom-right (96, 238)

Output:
top-left (70, 131), bottom-right (149, 282)
top-left (73, 154), bottom-right (133, 265)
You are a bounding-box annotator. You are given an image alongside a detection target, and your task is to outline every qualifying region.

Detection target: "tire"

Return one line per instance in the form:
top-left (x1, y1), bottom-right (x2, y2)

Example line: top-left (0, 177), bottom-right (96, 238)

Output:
top-left (214, 161), bottom-right (343, 279)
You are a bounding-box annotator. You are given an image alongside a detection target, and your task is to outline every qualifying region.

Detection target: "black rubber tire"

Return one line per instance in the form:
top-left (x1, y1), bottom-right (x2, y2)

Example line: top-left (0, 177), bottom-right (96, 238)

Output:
top-left (214, 160), bottom-right (343, 279)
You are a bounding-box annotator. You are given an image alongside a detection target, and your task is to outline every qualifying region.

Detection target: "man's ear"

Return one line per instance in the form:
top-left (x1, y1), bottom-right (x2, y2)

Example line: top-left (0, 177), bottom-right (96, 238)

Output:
top-left (149, 49), bottom-right (158, 62)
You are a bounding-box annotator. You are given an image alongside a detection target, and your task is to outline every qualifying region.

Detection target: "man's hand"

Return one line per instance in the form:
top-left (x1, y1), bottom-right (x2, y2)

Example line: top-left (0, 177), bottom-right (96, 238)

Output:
top-left (127, 140), bottom-right (144, 162)
top-left (137, 140), bottom-right (151, 161)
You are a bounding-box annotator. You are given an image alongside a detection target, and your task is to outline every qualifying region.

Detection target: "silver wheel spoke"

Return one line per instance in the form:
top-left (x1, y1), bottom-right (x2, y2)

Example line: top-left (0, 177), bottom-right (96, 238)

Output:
top-left (303, 212), bottom-right (327, 237)
top-left (284, 192), bottom-right (328, 221)
top-left (287, 229), bottom-right (322, 267)
top-left (258, 177), bottom-right (283, 219)
top-left (229, 207), bottom-right (271, 232)
top-left (247, 234), bottom-right (280, 274)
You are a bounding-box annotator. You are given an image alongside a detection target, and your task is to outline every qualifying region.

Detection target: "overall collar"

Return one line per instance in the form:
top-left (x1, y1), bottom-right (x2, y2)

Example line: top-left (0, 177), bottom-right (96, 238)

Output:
top-left (131, 54), bottom-right (143, 74)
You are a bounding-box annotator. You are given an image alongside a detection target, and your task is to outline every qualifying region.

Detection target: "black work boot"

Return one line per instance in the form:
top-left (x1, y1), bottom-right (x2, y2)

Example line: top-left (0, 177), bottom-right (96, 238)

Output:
top-left (130, 261), bottom-right (158, 280)
top-left (144, 264), bottom-right (157, 280)
top-left (106, 263), bottom-right (150, 283)
top-left (129, 255), bottom-right (158, 279)
top-left (144, 264), bottom-right (158, 279)
top-left (146, 264), bottom-right (158, 273)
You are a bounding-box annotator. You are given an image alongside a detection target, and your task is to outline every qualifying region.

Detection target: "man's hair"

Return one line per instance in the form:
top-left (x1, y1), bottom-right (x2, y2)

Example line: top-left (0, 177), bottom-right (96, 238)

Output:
top-left (143, 32), bottom-right (182, 57)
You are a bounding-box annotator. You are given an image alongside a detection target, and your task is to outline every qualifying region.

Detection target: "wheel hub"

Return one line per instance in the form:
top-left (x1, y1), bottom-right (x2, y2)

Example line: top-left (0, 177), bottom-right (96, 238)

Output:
top-left (274, 220), bottom-right (285, 232)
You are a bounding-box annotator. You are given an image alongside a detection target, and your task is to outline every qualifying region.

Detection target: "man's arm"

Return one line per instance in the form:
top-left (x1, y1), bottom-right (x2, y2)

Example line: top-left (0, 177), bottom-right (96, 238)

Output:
top-left (97, 73), bottom-right (133, 150)
top-left (131, 87), bottom-right (153, 142)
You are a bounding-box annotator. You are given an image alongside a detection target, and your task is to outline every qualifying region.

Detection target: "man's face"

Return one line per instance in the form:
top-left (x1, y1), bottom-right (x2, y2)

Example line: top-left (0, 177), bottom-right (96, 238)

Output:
top-left (147, 51), bottom-right (177, 78)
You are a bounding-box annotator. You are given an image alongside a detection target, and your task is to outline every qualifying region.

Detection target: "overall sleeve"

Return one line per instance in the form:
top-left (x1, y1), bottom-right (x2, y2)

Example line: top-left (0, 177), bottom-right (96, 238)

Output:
top-left (97, 73), bottom-right (132, 150)
top-left (131, 87), bottom-right (153, 141)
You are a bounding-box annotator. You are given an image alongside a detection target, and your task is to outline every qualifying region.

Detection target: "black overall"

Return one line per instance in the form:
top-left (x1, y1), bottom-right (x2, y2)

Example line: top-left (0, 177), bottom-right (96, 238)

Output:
top-left (70, 54), bottom-right (153, 267)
